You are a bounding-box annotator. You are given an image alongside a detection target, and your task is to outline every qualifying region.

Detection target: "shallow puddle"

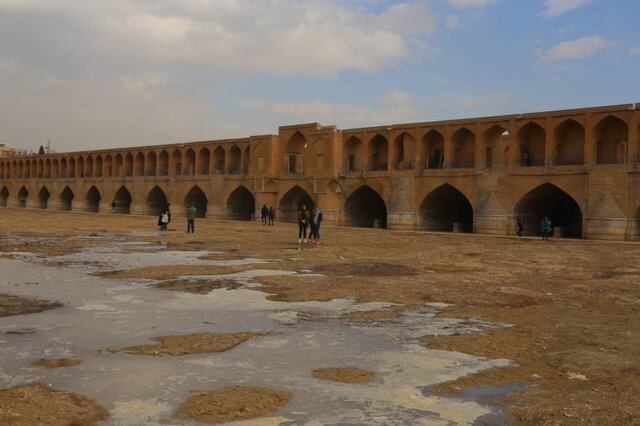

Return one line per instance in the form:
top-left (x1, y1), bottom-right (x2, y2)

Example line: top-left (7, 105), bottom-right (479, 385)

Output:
top-left (0, 238), bottom-right (513, 425)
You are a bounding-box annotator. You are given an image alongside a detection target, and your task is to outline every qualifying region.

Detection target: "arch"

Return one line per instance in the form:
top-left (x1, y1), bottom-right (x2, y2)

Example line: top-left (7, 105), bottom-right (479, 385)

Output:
top-left (37, 159), bottom-right (44, 178)
top-left (483, 125), bottom-right (507, 169)
top-left (285, 131), bottom-right (306, 174)
top-left (145, 186), bottom-right (168, 216)
top-left (105, 155), bottom-right (113, 177)
top-left (44, 159), bottom-right (51, 178)
top-left (419, 184), bottom-right (473, 232)
top-left (517, 122), bottom-right (545, 166)
top-left (17, 161), bottom-right (24, 179)
top-left (595, 115), bottom-right (628, 164)
top-left (243, 146), bottom-right (250, 174)
top-left (85, 186), bottom-right (101, 212)
top-left (198, 147), bottom-right (210, 175)
top-left (184, 186), bottom-right (208, 218)
top-left (421, 130), bottom-right (445, 169)
top-left (37, 186), bottom-right (50, 209)
top-left (158, 150), bottom-right (169, 176)
top-left (113, 186), bottom-right (132, 214)
top-left (76, 157), bottom-right (84, 177)
top-left (52, 159), bottom-right (59, 178)
top-left (278, 185), bottom-right (315, 222)
top-left (124, 153), bottom-right (133, 177)
top-left (514, 183), bottom-right (582, 238)
top-left (184, 148), bottom-right (196, 175)
top-left (114, 153), bottom-right (123, 177)
top-left (172, 149), bottom-right (182, 175)
top-left (60, 186), bottom-right (74, 211)
top-left (392, 132), bottom-right (415, 170)
top-left (368, 134), bottom-right (389, 171)
top-left (344, 185), bottom-right (387, 228)
top-left (60, 158), bottom-right (68, 178)
top-left (452, 127), bottom-right (476, 168)
top-left (0, 163), bottom-right (4, 179)
top-left (213, 146), bottom-right (225, 174)
top-left (226, 185), bottom-right (255, 221)
top-left (85, 156), bottom-right (93, 177)
top-left (344, 136), bottom-right (363, 172)
top-left (0, 186), bottom-right (8, 207)
top-left (17, 186), bottom-right (28, 208)
top-left (145, 152), bottom-right (157, 176)
top-left (134, 152), bottom-right (145, 177)
top-left (228, 145), bottom-right (241, 174)
top-left (94, 155), bottom-right (103, 177)
top-left (554, 119), bottom-right (585, 165)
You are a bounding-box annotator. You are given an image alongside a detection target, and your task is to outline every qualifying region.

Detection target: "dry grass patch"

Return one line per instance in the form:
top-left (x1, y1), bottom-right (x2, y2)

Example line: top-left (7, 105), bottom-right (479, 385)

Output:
top-left (312, 262), bottom-right (419, 277)
top-left (342, 309), bottom-right (403, 321)
top-left (173, 386), bottom-right (292, 424)
top-left (122, 332), bottom-right (272, 356)
top-left (32, 358), bottom-right (82, 368)
top-left (0, 294), bottom-right (61, 317)
top-left (153, 278), bottom-right (242, 294)
top-left (98, 264), bottom-right (271, 280)
top-left (312, 367), bottom-right (375, 383)
top-left (0, 384), bottom-right (107, 426)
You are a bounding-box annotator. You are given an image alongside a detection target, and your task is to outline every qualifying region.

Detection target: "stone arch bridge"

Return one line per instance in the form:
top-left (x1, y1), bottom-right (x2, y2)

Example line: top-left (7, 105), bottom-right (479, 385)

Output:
top-left (1, 103), bottom-right (640, 240)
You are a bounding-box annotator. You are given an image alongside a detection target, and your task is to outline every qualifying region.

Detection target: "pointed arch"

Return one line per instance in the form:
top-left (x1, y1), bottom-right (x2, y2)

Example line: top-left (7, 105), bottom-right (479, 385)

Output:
top-left (184, 186), bottom-right (208, 218)
top-left (554, 119), bottom-right (585, 165)
top-left (228, 145), bottom-right (241, 174)
top-left (145, 186), bottom-right (168, 216)
top-left (392, 132), bottom-right (415, 170)
top-left (483, 125), bottom-right (507, 169)
top-left (37, 159), bottom-right (44, 178)
top-left (134, 152), bottom-right (145, 177)
top-left (226, 185), bottom-right (255, 221)
top-left (172, 149), bottom-right (182, 176)
top-left (104, 154), bottom-right (113, 177)
top-left (368, 134), bottom-right (389, 171)
top-left (60, 158), bottom-right (68, 178)
top-left (0, 186), bottom-right (8, 207)
top-left (213, 146), bottom-right (225, 174)
top-left (17, 186), bottom-right (28, 208)
top-left (158, 150), bottom-right (169, 176)
top-left (344, 136), bottom-right (363, 172)
top-left (44, 159), bottom-right (51, 178)
top-left (419, 184), bottom-right (473, 232)
top-left (198, 147), bottom-right (210, 175)
top-left (517, 122), bottom-right (545, 166)
top-left (85, 156), bottom-right (93, 177)
top-left (146, 151), bottom-right (157, 176)
top-left (76, 157), bottom-right (84, 178)
top-left (85, 186), bottom-right (101, 212)
top-left (114, 153), bottom-right (123, 177)
top-left (17, 161), bottom-right (24, 179)
top-left (124, 153), bottom-right (133, 177)
top-left (94, 155), bottom-right (103, 177)
top-left (184, 148), bottom-right (196, 175)
top-left (52, 159), bottom-right (59, 178)
top-left (595, 115), bottom-right (628, 164)
top-left (0, 162), bottom-right (4, 180)
top-left (344, 185), bottom-right (387, 228)
top-left (514, 183), bottom-right (582, 238)
top-left (278, 185), bottom-right (314, 222)
top-left (37, 186), bottom-right (50, 209)
top-left (285, 131), bottom-right (306, 174)
top-left (421, 130), bottom-right (445, 170)
top-left (452, 127), bottom-right (476, 168)
top-left (113, 186), bottom-right (132, 214)
top-left (59, 186), bottom-right (74, 211)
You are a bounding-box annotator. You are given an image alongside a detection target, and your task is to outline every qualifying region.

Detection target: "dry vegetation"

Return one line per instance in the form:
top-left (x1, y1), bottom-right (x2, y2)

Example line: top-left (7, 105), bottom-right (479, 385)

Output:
top-left (122, 332), bottom-right (273, 356)
top-left (312, 367), bottom-right (376, 384)
top-left (0, 294), bottom-right (61, 317)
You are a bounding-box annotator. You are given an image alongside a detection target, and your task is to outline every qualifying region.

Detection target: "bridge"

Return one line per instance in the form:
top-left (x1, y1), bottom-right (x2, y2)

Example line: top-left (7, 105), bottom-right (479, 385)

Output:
top-left (1, 103), bottom-right (639, 240)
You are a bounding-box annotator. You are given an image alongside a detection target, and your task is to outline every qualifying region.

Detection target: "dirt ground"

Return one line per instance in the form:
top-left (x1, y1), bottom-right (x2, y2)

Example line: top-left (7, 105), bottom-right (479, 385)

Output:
top-left (0, 294), bottom-right (61, 317)
top-left (312, 367), bottom-right (376, 383)
top-left (1, 209), bottom-right (640, 424)
top-left (173, 386), bottom-right (292, 424)
top-left (32, 358), bottom-right (83, 368)
top-left (121, 332), bottom-right (272, 356)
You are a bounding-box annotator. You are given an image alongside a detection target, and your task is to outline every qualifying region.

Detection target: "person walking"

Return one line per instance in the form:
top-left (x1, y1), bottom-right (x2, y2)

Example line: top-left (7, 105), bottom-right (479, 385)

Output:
top-left (297, 204), bottom-right (310, 243)
top-left (261, 204), bottom-right (269, 225)
top-left (540, 216), bottom-right (552, 241)
top-left (268, 206), bottom-right (275, 226)
top-left (160, 210), bottom-right (169, 231)
top-left (311, 206), bottom-right (323, 244)
top-left (111, 200), bottom-right (116, 214)
top-left (186, 203), bottom-right (197, 233)
top-left (516, 212), bottom-right (524, 237)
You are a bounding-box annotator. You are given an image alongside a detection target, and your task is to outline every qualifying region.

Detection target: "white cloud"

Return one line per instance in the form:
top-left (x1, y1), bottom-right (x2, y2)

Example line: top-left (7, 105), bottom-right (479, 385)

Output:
top-left (534, 35), bottom-right (620, 62)
top-left (540, 0), bottom-right (590, 18)
top-left (447, 0), bottom-right (498, 9)
top-left (446, 15), bottom-right (462, 30)
top-left (630, 47), bottom-right (640, 57)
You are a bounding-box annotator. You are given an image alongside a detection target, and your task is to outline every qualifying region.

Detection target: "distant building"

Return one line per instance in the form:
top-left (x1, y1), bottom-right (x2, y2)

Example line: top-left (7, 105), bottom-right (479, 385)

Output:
top-left (0, 144), bottom-right (23, 157)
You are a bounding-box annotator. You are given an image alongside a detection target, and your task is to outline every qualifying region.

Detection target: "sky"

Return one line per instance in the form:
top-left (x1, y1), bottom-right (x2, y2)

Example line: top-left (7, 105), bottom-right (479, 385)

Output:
top-left (0, 0), bottom-right (638, 152)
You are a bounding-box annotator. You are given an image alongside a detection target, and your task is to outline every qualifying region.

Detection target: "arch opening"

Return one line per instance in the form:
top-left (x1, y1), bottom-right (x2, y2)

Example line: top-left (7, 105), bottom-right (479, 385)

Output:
top-left (554, 120), bottom-right (585, 165)
top-left (226, 186), bottom-right (255, 221)
top-left (37, 186), bottom-right (50, 209)
top-left (514, 183), bottom-right (582, 238)
top-left (279, 186), bottom-right (314, 222)
top-left (419, 184), bottom-right (473, 232)
top-left (393, 132), bottom-right (415, 170)
top-left (18, 186), bottom-right (28, 208)
top-left (184, 186), bottom-right (208, 218)
top-left (145, 186), bottom-right (168, 216)
top-left (135, 152), bottom-right (145, 177)
top-left (146, 152), bottom-right (157, 176)
top-left (344, 185), bottom-right (387, 228)
top-left (518, 122), bottom-right (545, 166)
top-left (368, 135), bottom-right (388, 171)
top-left (199, 148), bottom-right (210, 175)
top-left (452, 128), bottom-right (476, 168)
top-left (344, 136), bottom-right (363, 172)
top-left (184, 149), bottom-right (195, 175)
top-left (213, 146), bottom-right (225, 174)
top-left (94, 156), bottom-right (103, 178)
top-left (421, 130), bottom-right (445, 169)
top-left (158, 151), bottom-right (169, 176)
top-left (595, 116), bottom-right (628, 165)
top-left (228, 146), bottom-right (241, 174)
top-left (113, 186), bottom-right (132, 214)
top-left (0, 186), bottom-right (8, 207)
top-left (483, 125), bottom-right (507, 169)
top-left (60, 186), bottom-right (74, 211)
top-left (172, 150), bottom-right (182, 176)
top-left (285, 131), bottom-right (306, 175)
top-left (124, 154), bottom-right (133, 177)
top-left (85, 186), bottom-right (101, 212)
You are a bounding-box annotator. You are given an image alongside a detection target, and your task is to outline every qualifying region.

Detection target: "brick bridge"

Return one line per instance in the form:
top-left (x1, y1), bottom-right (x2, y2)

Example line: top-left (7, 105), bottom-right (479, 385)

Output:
top-left (1, 103), bottom-right (639, 240)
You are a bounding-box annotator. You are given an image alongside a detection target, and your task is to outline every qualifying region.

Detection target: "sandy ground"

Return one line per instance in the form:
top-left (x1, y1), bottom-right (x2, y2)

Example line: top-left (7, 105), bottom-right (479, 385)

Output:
top-left (121, 332), bottom-right (273, 356)
top-left (0, 208), bottom-right (639, 424)
top-left (312, 367), bottom-right (376, 383)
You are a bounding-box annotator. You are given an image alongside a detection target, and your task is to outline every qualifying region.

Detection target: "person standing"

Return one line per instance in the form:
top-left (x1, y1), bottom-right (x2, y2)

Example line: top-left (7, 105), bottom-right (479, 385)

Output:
top-left (297, 204), bottom-right (310, 243)
top-left (160, 210), bottom-right (169, 231)
top-left (516, 212), bottom-right (524, 237)
top-left (261, 204), bottom-right (269, 225)
top-left (186, 204), bottom-right (197, 233)
top-left (268, 206), bottom-right (275, 226)
top-left (540, 216), bottom-right (552, 241)
top-left (311, 206), bottom-right (323, 245)
top-left (111, 200), bottom-right (116, 214)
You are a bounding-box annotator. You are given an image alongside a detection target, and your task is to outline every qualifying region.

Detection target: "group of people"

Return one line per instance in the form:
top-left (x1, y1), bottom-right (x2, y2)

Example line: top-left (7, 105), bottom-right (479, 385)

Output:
top-left (516, 212), bottom-right (553, 240)
top-left (260, 205), bottom-right (276, 226)
top-left (297, 204), bottom-right (323, 244)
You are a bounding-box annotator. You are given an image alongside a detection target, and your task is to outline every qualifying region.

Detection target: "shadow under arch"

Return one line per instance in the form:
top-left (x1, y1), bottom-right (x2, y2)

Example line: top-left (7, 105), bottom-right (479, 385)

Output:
top-left (226, 185), bottom-right (255, 221)
top-left (278, 185), bottom-right (314, 222)
top-left (514, 183), bottom-right (582, 238)
top-left (17, 186), bottom-right (28, 208)
top-left (60, 186), bottom-right (74, 211)
top-left (145, 186), bottom-right (168, 216)
top-left (419, 184), bottom-right (473, 232)
top-left (86, 186), bottom-right (101, 212)
top-left (113, 186), bottom-right (132, 214)
top-left (344, 185), bottom-right (387, 228)
top-left (37, 186), bottom-right (50, 209)
top-left (184, 186), bottom-right (208, 218)
top-left (0, 186), bottom-right (8, 207)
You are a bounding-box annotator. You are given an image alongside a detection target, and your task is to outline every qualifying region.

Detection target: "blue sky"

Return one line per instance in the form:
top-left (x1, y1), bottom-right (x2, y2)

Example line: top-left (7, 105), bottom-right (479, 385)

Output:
top-left (0, 0), bottom-right (638, 152)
